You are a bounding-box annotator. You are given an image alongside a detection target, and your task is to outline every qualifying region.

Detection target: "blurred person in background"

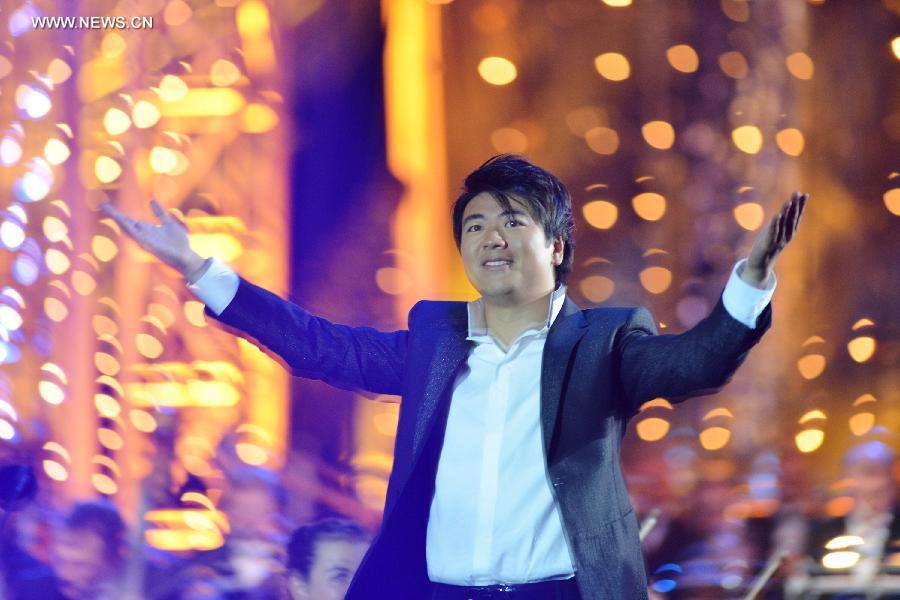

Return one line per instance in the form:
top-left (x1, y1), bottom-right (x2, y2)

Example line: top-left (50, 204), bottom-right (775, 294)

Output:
top-left (286, 518), bottom-right (371, 600)
top-left (808, 441), bottom-right (900, 581)
top-left (744, 449), bottom-right (819, 598)
top-left (177, 466), bottom-right (290, 599)
top-left (656, 477), bottom-right (754, 599)
top-left (16, 500), bottom-right (127, 600)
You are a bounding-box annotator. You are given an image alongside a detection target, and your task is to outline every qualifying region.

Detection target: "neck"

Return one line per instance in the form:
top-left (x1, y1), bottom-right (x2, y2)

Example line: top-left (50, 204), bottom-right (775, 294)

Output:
top-left (483, 289), bottom-right (555, 348)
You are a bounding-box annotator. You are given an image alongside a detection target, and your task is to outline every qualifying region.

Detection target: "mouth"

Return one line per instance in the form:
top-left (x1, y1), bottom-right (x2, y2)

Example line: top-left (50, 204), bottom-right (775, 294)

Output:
top-left (482, 259), bottom-right (513, 271)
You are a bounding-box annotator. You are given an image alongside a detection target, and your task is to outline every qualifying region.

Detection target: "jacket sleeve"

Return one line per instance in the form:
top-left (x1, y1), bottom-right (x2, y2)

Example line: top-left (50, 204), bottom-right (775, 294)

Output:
top-left (208, 278), bottom-right (408, 395)
top-left (613, 295), bottom-right (771, 413)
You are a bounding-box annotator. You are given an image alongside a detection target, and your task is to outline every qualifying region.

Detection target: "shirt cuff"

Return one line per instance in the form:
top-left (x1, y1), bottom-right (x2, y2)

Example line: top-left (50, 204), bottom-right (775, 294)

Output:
top-left (721, 258), bottom-right (776, 329)
top-left (186, 258), bottom-right (239, 316)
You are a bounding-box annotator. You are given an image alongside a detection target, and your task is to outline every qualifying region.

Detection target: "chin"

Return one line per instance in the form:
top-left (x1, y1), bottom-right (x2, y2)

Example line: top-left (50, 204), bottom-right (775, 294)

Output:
top-left (480, 286), bottom-right (518, 301)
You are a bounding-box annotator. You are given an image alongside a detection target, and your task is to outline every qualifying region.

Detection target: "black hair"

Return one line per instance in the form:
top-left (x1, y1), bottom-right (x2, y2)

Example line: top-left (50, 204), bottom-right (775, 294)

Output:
top-left (287, 518), bottom-right (370, 580)
top-left (64, 501), bottom-right (126, 562)
top-left (451, 154), bottom-right (576, 286)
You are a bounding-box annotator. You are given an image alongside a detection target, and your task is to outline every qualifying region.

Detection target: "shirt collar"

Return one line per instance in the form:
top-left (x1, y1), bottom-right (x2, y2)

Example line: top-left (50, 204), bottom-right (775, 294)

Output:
top-left (467, 285), bottom-right (568, 340)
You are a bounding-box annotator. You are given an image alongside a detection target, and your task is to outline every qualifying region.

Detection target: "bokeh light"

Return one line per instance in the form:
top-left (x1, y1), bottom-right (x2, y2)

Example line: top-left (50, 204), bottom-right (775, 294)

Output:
top-left (636, 417), bottom-right (670, 441)
top-left (632, 193), bottom-right (666, 221)
top-left (797, 354), bottom-right (826, 379)
top-left (641, 121), bottom-right (676, 150)
top-left (240, 103), bottom-right (279, 133)
top-left (158, 75), bottom-right (189, 102)
top-left (101, 32), bottom-right (127, 58)
top-left (104, 108), bottom-right (132, 135)
top-left (150, 146), bottom-right (178, 174)
top-left (732, 126), bottom-right (763, 154)
top-left (666, 44), bottom-right (700, 73)
top-left (130, 409), bottom-right (158, 433)
top-left (15, 84), bottom-right (52, 119)
top-left (164, 0), bottom-right (193, 26)
top-left (0, 135), bottom-right (23, 166)
top-left (95, 156), bottom-right (122, 184)
top-left (47, 58), bottom-right (72, 84)
top-left (847, 336), bottom-right (875, 363)
top-left (786, 52), bottom-right (815, 79)
top-left (375, 267), bottom-right (412, 295)
top-left (583, 200), bottom-right (618, 229)
top-left (884, 189), bottom-right (900, 216)
top-left (210, 59), bottom-right (241, 86)
top-left (478, 56), bottom-right (518, 86)
top-left (490, 127), bottom-right (528, 153)
top-left (585, 126), bottom-right (620, 155)
top-left (776, 128), bottom-right (805, 156)
top-left (133, 101), bottom-right (162, 128)
top-left (44, 138), bottom-right (71, 165)
top-left (718, 51), bottom-right (749, 79)
top-left (579, 275), bottom-right (615, 303)
top-left (639, 267), bottom-right (672, 294)
top-left (700, 427), bottom-right (731, 451)
top-left (733, 202), bottom-right (765, 230)
top-left (95, 394), bottom-right (122, 418)
top-left (594, 53), bottom-right (630, 81)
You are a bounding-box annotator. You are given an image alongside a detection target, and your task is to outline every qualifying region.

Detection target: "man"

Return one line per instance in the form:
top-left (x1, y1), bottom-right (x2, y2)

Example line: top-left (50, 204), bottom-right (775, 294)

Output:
top-left (176, 467), bottom-right (288, 599)
top-left (286, 518), bottom-right (371, 600)
top-left (808, 441), bottom-right (900, 581)
top-left (16, 501), bottom-right (126, 600)
top-left (104, 155), bottom-right (807, 599)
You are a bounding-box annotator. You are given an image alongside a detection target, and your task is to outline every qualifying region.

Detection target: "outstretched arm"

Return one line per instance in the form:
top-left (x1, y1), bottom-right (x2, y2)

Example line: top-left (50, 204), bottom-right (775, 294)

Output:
top-left (101, 201), bottom-right (408, 395)
top-left (616, 192), bottom-right (809, 411)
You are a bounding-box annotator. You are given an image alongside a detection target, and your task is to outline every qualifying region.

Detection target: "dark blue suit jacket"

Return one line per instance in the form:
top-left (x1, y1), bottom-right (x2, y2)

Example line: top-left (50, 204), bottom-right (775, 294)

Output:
top-left (212, 279), bottom-right (771, 600)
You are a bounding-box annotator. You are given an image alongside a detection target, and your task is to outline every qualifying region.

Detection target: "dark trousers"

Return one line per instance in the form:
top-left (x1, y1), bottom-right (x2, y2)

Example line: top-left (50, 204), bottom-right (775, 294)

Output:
top-left (427, 577), bottom-right (582, 600)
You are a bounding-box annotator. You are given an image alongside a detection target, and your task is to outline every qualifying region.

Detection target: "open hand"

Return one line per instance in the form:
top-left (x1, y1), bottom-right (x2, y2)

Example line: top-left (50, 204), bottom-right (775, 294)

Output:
top-left (100, 200), bottom-right (204, 277)
top-left (743, 191), bottom-right (808, 287)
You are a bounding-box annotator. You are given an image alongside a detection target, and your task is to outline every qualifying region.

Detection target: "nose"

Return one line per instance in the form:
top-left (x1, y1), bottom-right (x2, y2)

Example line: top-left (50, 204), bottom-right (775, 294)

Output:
top-left (482, 225), bottom-right (507, 249)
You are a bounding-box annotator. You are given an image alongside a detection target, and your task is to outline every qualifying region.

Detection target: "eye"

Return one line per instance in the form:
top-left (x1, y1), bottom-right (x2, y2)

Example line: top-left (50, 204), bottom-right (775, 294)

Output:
top-left (505, 219), bottom-right (522, 227)
top-left (465, 224), bottom-right (482, 233)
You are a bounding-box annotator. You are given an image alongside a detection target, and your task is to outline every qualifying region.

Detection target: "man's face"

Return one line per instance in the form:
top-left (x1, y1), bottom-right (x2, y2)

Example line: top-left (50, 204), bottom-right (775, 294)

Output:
top-left (459, 192), bottom-right (563, 304)
top-left (849, 459), bottom-right (896, 513)
top-left (226, 485), bottom-right (280, 540)
top-left (52, 527), bottom-right (107, 598)
top-left (289, 539), bottom-right (369, 600)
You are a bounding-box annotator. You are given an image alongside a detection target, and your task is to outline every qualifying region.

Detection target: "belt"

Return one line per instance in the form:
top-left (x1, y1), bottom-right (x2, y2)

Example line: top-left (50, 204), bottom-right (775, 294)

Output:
top-left (429, 577), bottom-right (580, 599)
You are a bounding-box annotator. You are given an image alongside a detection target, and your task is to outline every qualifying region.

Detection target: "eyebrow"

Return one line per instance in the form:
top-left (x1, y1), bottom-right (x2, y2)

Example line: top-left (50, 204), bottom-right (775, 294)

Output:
top-left (462, 209), bottom-right (528, 226)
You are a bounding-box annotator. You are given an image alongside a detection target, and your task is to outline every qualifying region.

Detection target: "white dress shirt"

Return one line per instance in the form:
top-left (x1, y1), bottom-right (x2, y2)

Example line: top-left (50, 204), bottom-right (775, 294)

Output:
top-left (188, 258), bottom-right (775, 585)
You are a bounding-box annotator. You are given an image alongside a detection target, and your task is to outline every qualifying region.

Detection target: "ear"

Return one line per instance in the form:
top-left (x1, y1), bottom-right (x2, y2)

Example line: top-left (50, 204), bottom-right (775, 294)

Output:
top-left (288, 573), bottom-right (309, 600)
top-left (550, 236), bottom-right (565, 266)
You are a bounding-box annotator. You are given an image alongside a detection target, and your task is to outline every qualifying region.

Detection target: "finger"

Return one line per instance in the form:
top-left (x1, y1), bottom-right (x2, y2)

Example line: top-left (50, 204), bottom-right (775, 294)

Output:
top-left (788, 193), bottom-right (805, 238)
top-left (150, 199), bottom-right (170, 225)
top-left (778, 204), bottom-right (791, 245)
top-left (784, 197), bottom-right (800, 242)
top-left (789, 192), bottom-right (808, 238)
top-left (768, 213), bottom-right (782, 253)
top-left (101, 202), bottom-right (134, 233)
top-left (797, 192), bottom-right (808, 224)
top-left (100, 201), bottom-right (125, 222)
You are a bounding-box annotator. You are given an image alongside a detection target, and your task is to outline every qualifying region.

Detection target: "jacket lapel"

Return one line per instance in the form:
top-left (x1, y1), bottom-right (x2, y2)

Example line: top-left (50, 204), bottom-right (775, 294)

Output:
top-left (411, 307), bottom-right (472, 459)
top-left (540, 297), bottom-right (588, 456)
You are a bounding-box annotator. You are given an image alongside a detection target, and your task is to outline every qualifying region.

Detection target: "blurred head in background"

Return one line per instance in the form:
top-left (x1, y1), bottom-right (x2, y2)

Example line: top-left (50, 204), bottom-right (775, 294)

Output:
top-left (52, 501), bottom-right (125, 599)
top-left (223, 466), bottom-right (288, 542)
top-left (844, 441), bottom-right (897, 518)
top-left (286, 518), bottom-right (370, 600)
